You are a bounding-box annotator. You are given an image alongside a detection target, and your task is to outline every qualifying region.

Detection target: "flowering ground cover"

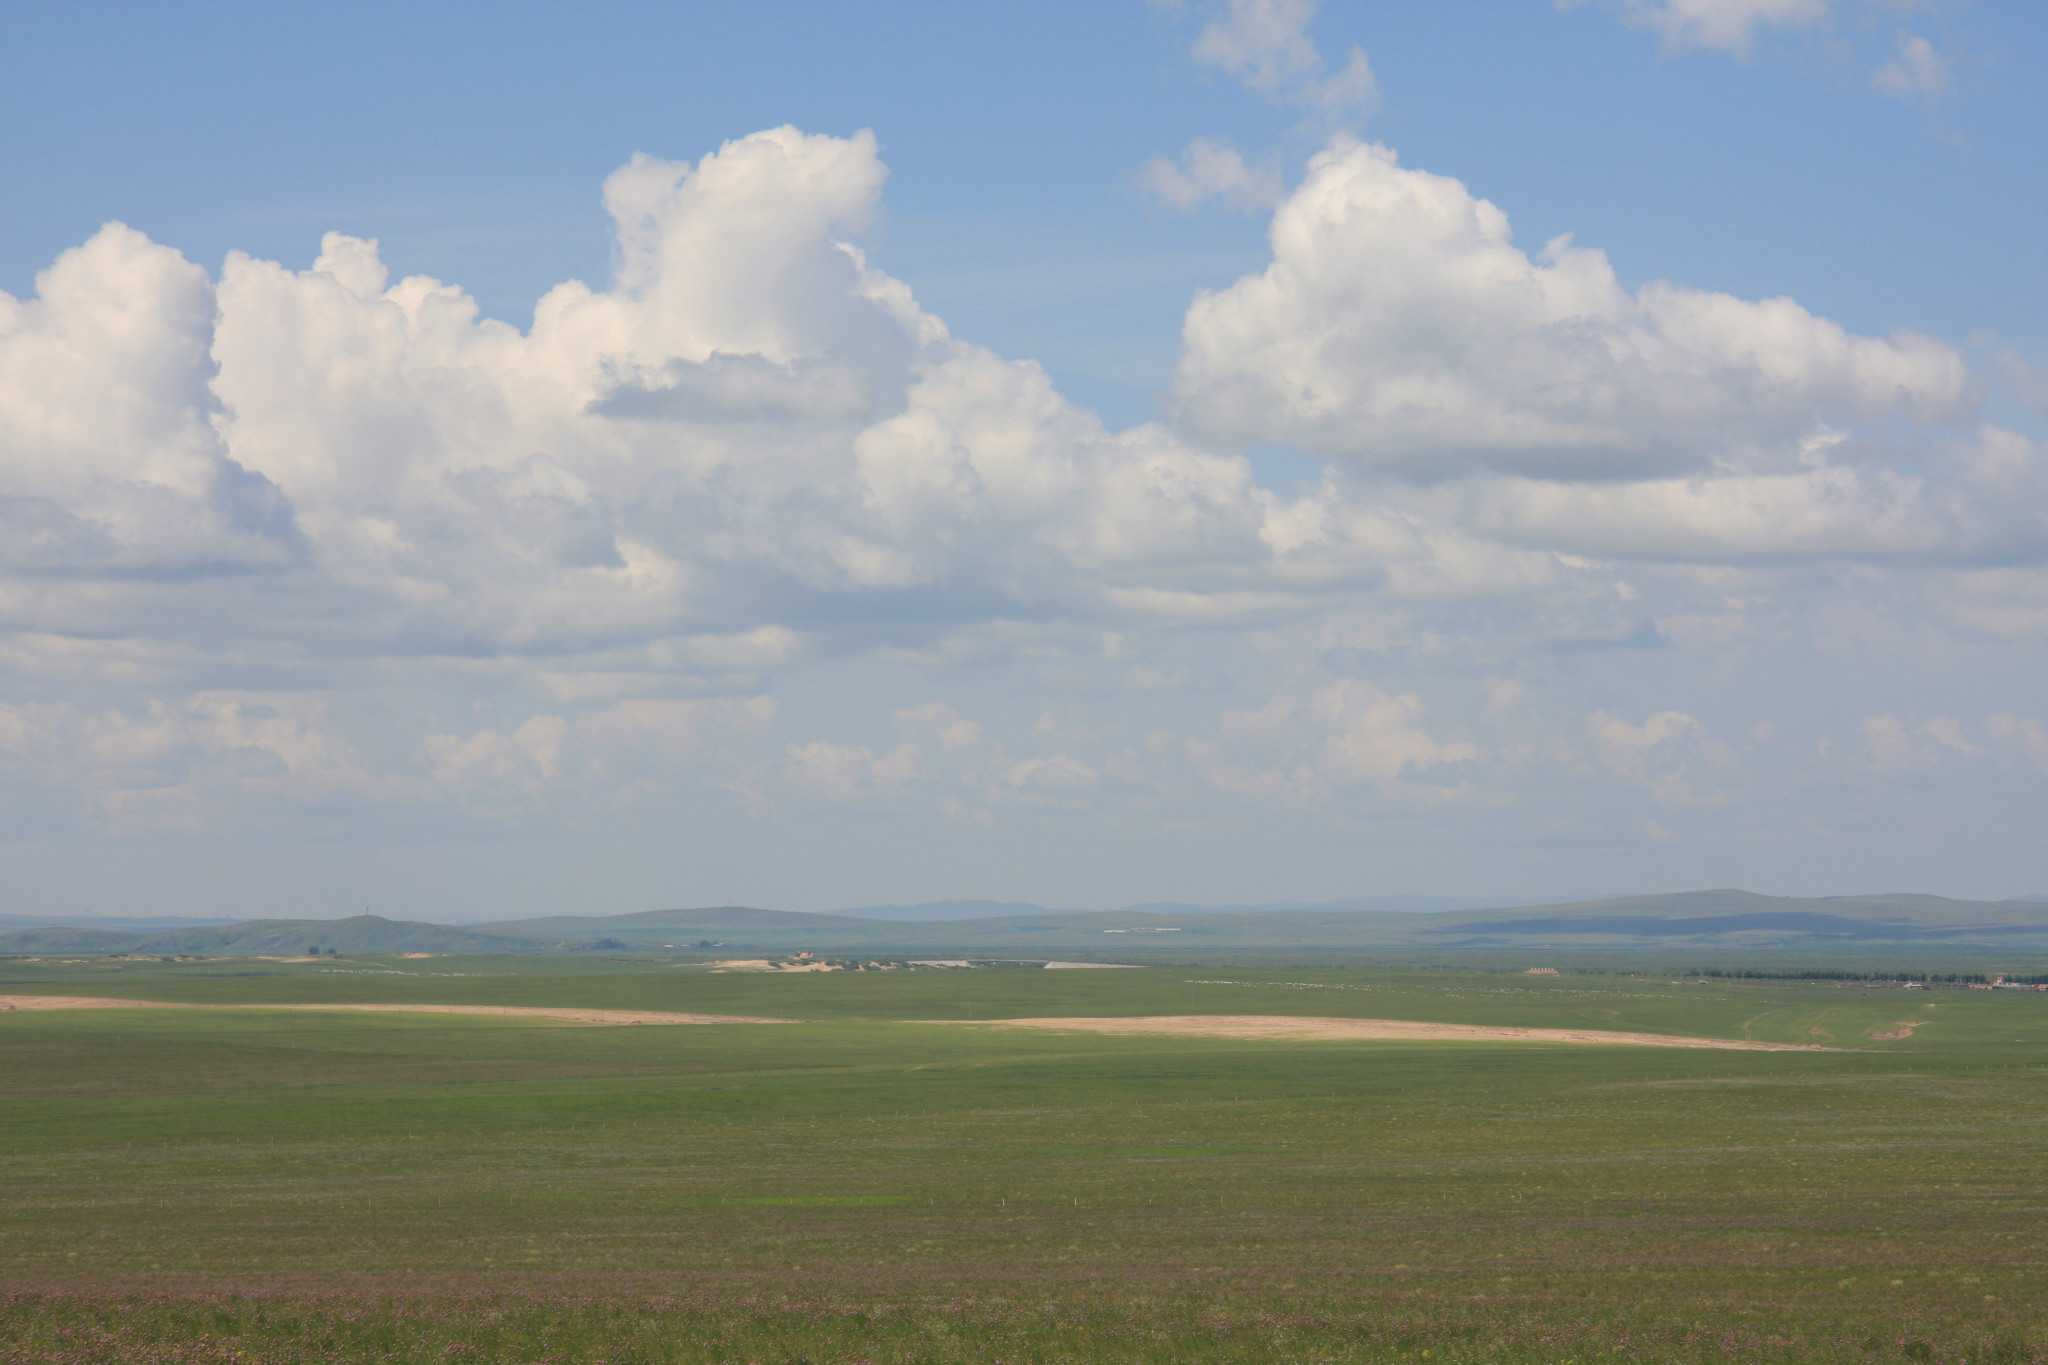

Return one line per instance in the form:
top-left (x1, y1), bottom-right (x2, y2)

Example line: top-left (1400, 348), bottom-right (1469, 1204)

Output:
top-left (1, 959), bottom-right (2042, 1361)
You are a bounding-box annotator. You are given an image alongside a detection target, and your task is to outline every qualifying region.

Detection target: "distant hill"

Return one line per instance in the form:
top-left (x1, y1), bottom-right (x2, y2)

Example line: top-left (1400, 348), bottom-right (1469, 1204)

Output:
top-left (1427, 891), bottom-right (2048, 944)
top-left (0, 913), bottom-right (240, 932)
top-left (0, 927), bottom-right (148, 954)
top-left (1111, 895), bottom-right (1571, 916)
top-left (837, 900), bottom-right (1075, 922)
top-left (474, 905), bottom-right (855, 943)
top-left (834, 896), bottom-right (1554, 921)
top-left (469, 890), bottom-right (2048, 966)
top-left (7, 891), bottom-right (2047, 967)
top-left (0, 914), bottom-right (555, 957)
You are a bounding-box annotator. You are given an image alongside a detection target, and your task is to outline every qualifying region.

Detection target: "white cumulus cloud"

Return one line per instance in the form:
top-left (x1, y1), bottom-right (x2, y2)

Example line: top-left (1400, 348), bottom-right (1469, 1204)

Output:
top-left (1586, 708), bottom-right (1738, 805)
top-left (1591, 0), bottom-right (1837, 54)
top-left (1871, 32), bottom-right (1951, 99)
top-left (0, 122), bottom-right (2041, 882)
top-left (0, 226), bottom-right (300, 576)
top-left (1142, 139), bottom-right (1284, 211)
top-left (1176, 0), bottom-right (1378, 114)
top-left (2, 126), bottom-right (1381, 698)
top-left (1203, 678), bottom-right (1482, 800)
top-left (1171, 138), bottom-right (1972, 482)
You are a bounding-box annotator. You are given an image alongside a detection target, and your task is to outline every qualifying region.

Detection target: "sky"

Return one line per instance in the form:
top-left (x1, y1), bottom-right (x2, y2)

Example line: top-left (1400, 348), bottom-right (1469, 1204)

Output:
top-left (2, 0), bottom-right (2045, 920)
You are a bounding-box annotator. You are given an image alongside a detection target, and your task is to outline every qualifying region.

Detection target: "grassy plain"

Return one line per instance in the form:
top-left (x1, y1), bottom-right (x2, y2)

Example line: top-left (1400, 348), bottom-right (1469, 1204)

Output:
top-left (2, 956), bottom-right (2045, 1362)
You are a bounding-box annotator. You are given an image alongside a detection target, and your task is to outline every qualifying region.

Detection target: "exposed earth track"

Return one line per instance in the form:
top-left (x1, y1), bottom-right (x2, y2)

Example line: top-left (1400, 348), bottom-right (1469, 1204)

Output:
top-left (0, 996), bottom-right (790, 1026)
top-left (949, 1013), bottom-right (1833, 1050)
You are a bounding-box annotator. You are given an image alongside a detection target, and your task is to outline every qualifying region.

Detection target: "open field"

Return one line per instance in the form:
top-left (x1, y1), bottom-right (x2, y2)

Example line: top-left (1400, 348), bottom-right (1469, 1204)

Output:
top-left (2, 956), bottom-right (2046, 1362)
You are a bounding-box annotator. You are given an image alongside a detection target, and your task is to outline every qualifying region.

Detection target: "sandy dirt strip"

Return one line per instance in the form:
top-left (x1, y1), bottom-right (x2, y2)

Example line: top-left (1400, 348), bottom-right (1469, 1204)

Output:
top-left (957, 1014), bottom-right (1829, 1051)
top-left (0, 996), bottom-right (789, 1026)
top-left (1, 999), bottom-right (1824, 1047)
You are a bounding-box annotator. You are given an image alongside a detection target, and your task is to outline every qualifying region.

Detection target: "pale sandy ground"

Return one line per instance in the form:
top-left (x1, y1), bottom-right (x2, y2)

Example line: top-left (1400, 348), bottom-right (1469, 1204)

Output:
top-left (0, 996), bottom-right (789, 1026)
top-left (950, 1014), bottom-right (1831, 1051)
top-left (0, 998), bottom-right (1832, 1047)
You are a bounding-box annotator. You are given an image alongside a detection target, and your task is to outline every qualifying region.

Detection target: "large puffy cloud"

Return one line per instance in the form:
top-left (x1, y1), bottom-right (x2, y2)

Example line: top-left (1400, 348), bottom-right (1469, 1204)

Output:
top-left (6, 122), bottom-right (2017, 702)
top-left (1428, 425), bottom-right (2048, 564)
top-left (3, 127), bottom-right (1343, 686)
top-left (1, 123), bottom-right (2043, 868)
top-left (1171, 138), bottom-right (1972, 481)
top-left (1160, 133), bottom-right (2048, 597)
top-left (0, 125), bottom-right (1474, 839)
top-left (0, 226), bottom-right (299, 574)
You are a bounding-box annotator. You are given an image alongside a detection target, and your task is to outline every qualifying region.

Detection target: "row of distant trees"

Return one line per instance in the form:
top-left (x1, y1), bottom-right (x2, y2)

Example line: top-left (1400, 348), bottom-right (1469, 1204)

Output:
top-left (1685, 968), bottom-right (2048, 985)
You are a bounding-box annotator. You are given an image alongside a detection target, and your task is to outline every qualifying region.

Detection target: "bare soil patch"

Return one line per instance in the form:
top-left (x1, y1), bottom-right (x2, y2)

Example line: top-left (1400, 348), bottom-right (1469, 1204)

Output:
top-left (956, 1014), bottom-right (1830, 1051)
top-left (0, 995), bottom-right (161, 1011)
top-left (1867, 1020), bottom-right (1923, 1040)
top-left (0, 996), bottom-right (790, 1026)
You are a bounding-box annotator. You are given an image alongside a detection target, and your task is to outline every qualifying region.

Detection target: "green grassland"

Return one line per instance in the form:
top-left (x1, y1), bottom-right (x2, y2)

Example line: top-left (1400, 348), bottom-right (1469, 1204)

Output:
top-left (3, 958), bottom-right (2046, 1362)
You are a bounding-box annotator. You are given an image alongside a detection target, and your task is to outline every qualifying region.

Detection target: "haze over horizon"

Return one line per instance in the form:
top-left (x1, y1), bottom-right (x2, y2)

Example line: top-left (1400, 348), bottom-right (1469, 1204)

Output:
top-left (3, 1), bottom-right (2045, 920)
top-left (15, 886), bottom-right (2048, 933)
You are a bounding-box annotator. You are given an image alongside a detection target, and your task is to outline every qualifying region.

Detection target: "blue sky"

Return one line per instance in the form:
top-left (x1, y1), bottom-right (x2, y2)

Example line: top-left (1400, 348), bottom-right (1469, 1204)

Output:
top-left (2, 1), bottom-right (2045, 918)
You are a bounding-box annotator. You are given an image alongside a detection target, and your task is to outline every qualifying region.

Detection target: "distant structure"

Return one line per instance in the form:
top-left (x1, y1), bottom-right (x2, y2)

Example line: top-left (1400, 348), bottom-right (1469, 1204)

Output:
top-left (1522, 967), bottom-right (1560, 975)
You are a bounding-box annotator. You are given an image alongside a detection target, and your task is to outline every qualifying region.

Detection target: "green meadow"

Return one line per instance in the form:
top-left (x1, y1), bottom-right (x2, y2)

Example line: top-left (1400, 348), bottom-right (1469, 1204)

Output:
top-left (2, 956), bottom-right (2045, 1362)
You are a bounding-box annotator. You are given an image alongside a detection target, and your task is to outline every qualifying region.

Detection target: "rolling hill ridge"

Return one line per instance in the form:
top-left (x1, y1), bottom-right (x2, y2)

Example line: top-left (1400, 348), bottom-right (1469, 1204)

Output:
top-left (4, 890), bottom-right (2046, 966)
